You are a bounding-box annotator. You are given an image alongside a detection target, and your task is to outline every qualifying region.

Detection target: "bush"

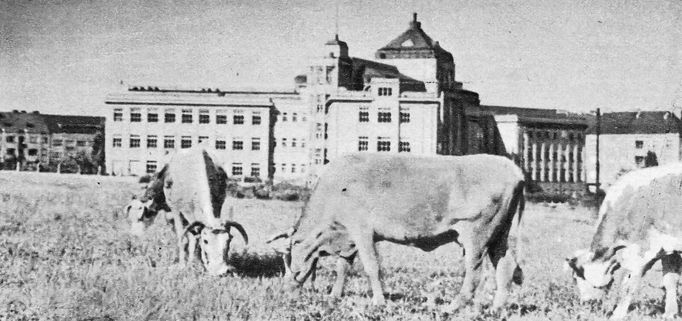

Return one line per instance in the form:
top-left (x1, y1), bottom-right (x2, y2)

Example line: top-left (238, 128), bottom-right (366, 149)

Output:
top-left (138, 175), bottom-right (152, 184)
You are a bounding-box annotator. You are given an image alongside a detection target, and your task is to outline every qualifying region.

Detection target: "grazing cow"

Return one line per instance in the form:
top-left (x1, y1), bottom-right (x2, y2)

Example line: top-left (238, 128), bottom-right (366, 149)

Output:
top-left (280, 153), bottom-right (525, 310)
top-left (126, 173), bottom-right (172, 236)
top-left (567, 163), bottom-right (682, 319)
top-left (148, 147), bottom-right (248, 276)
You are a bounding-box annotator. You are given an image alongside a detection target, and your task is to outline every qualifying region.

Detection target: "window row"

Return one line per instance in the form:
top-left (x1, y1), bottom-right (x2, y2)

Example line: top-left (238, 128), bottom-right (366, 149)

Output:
top-left (279, 112), bottom-right (307, 122)
top-left (52, 139), bottom-right (91, 147)
top-left (112, 135), bottom-right (262, 151)
top-left (230, 163), bottom-right (262, 177)
top-left (527, 130), bottom-right (583, 142)
top-left (113, 108), bottom-right (262, 125)
top-left (276, 138), bottom-right (306, 148)
top-left (358, 108), bottom-right (410, 123)
top-left (277, 163), bottom-right (307, 174)
top-left (378, 87), bottom-right (393, 96)
top-left (357, 136), bottom-right (411, 153)
top-left (3, 135), bottom-right (51, 144)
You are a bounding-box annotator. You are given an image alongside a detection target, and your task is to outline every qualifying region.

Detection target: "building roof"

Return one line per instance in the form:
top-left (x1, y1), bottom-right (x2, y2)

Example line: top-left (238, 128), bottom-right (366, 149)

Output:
top-left (349, 57), bottom-right (426, 92)
top-left (42, 114), bottom-right (104, 134)
top-left (375, 13), bottom-right (453, 61)
top-left (586, 111), bottom-right (681, 135)
top-left (476, 105), bottom-right (589, 128)
top-left (0, 111), bottom-right (49, 134)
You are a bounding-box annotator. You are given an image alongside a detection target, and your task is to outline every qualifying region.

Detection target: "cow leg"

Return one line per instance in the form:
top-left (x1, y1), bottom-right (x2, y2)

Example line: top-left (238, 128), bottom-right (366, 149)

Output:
top-left (611, 256), bottom-right (659, 320)
top-left (661, 254), bottom-right (681, 318)
top-left (331, 256), bottom-right (354, 297)
top-left (447, 232), bottom-right (485, 312)
top-left (349, 229), bottom-right (385, 305)
top-left (488, 237), bottom-right (516, 310)
top-left (172, 211), bottom-right (190, 265)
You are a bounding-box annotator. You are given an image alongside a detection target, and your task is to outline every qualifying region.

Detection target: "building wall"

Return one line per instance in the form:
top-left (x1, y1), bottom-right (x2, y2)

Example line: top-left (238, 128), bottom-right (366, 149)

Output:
top-left (272, 97), bottom-right (311, 183)
top-left (379, 58), bottom-right (438, 92)
top-left (49, 133), bottom-right (95, 164)
top-left (105, 93), bottom-right (275, 178)
top-left (0, 130), bottom-right (50, 167)
top-left (585, 133), bottom-right (681, 189)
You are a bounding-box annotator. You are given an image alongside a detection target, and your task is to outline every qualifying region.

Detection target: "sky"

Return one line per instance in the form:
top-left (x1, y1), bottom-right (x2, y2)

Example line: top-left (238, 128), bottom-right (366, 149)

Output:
top-left (1, 0), bottom-right (680, 117)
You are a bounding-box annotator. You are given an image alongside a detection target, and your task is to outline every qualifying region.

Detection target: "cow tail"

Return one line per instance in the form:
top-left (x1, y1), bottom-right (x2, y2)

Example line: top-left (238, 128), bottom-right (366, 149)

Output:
top-left (511, 180), bottom-right (525, 286)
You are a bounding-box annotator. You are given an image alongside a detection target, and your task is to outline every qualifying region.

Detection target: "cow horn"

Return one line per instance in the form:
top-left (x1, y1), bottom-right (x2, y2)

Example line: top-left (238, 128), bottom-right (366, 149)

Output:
top-left (265, 227), bottom-right (296, 244)
top-left (183, 221), bottom-right (205, 237)
top-left (224, 221), bottom-right (248, 245)
top-left (603, 245), bottom-right (626, 259)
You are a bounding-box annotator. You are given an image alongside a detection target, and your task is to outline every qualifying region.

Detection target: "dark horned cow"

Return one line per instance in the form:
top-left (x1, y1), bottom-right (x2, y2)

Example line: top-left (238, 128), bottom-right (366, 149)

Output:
top-left (567, 163), bottom-right (682, 319)
top-left (128, 147), bottom-right (248, 276)
top-left (278, 153), bottom-right (525, 310)
top-left (126, 169), bottom-right (172, 236)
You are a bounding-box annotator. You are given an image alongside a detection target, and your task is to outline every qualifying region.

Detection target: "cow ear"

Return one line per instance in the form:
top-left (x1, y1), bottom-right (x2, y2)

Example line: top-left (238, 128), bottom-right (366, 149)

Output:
top-left (125, 204), bottom-right (133, 215)
top-left (603, 245), bottom-right (626, 259)
top-left (183, 222), bottom-right (205, 236)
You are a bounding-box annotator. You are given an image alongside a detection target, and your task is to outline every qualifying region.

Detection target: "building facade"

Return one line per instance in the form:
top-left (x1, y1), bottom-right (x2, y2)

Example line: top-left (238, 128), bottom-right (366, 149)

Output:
top-left (585, 111), bottom-right (682, 189)
top-left (0, 110), bottom-right (103, 172)
top-left (104, 14), bottom-right (484, 183)
top-left (474, 105), bottom-right (590, 194)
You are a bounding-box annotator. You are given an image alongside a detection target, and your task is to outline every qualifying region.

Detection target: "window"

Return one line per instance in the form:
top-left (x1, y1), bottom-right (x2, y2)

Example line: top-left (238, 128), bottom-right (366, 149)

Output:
top-left (76, 140), bottom-right (87, 147)
top-left (112, 136), bottom-right (121, 148)
top-left (199, 109), bottom-right (210, 124)
top-left (215, 139), bottom-right (226, 150)
top-left (358, 136), bottom-right (368, 151)
top-left (29, 136), bottom-right (38, 144)
top-left (113, 108), bottom-right (123, 121)
top-left (164, 136), bottom-right (175, 149)
top-left (216, 110), bottom-right (227, 124)
top-left (301, 164), bottom-right (306, 173)
top-left (42, 136), bottom-right (48, 144)
top-left (232, 163), bottom-right (243, 176)
top-left (252, 112), bottom-right (261, 125)
top-left (250, 164), bottom-right (260, 177)
top-left (292, 138), bottom-right (297, 148)
top-left (129, 135), bottom-right (141, 148)
top-left (6, 148), bottom-right (15, 155)
top-left (301, 138), bottom-right (306, 148)
top-left (281, 138), bottom-right (287, 147)
top-left (359, 106), bottom-right (369, 122)
top-left (378, 111), bottom-right (391, 123)
top-left (400, 110), bottom-right (410, 123)
top-left (399, 140), bottom-right (411, 152)
top-left (292, 113), bottom-right (298, 122)
top-left (291, 164), bottom-right (297, 173)
top-left (301, 113), bottom-right (307, 122)
top-left (198, 136), bottom-right (208, 144)
top-left (147, 135), bottom-right (157, 148)
top-left (164, 108), bottom-right (176, 123)
top-left (130, 108), bottom-right (141, 122)
top-left (147, 109), bottom-right (158, 122)
top-left (378, 87), bottom-right (393, 96)
top-left (635, 140), bottom-right (643, 149)
top-left (28, 149), bottom-right (37, 156)
top-left (6, 135), bottom-right (14, 143)
top-left (146, 160), bottom-right (157, 174)
top-left (65, 139), bottom-right (75, 146)
top-left (233, 139), bottom-right (243, 150)
top-left (181, 136), bottom-right (192, 149)
top-left (181, 109), bottom-right (192, 123)
top-left (280, 163), bottom-right (286, 173)
top-left (377, 137), bottom-right (391, 152)
top-left (635, 156), bottom-right (645, 168)
top-left (282, 112), bottom-right (288, 122)
top-left (233, 114), bottom-right (244, 124)
top-left (315, 123), bottom-right (323, 139)
top-left (252, 138), bottom-right (261, 151)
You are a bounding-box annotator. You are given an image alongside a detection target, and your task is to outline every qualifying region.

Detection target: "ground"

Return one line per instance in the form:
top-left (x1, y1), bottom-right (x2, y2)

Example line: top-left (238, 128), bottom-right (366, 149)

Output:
top-left (0, 172), bottom-right (675, 320)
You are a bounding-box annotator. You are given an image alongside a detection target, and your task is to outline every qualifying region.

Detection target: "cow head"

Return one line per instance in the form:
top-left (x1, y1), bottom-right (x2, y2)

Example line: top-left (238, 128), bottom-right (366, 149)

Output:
top-left (126, 196), bottom-right (155, 236)
top-left (285, 226), bottom-right (355, 287)
top-left (183, 220), bottom-right (249, 276)
top-left (566, 246), bottom-right (624, 301)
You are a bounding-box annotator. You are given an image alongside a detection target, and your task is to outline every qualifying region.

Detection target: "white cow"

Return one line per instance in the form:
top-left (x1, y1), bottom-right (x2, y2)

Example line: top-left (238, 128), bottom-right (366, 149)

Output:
top-left (143, 147), bottom-right (248, 276)
top-left (278, 153), bottom-right (525, 311)
top-left (567, 163), bottom-right (682, 319)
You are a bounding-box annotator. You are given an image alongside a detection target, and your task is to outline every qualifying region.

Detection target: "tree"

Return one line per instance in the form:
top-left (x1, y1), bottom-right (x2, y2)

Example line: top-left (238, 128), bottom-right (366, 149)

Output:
top-left (90, 131), bottom-right (105, 173)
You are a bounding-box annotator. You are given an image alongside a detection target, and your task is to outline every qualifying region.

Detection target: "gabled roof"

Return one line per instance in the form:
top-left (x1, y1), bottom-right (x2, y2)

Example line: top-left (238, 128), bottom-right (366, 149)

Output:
top-left (375, 13), bottom-right (453, 61)
top-left (586, 111), bottom-right (681, 135)
top-left (42, 114), bottom-right (104, 134)
top-left (349, 57), bottom-right (426, 92)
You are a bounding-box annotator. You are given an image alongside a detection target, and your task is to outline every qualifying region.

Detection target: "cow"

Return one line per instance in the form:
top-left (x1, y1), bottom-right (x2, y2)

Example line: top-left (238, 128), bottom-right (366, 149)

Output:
top-left (126, 172), bottom-right (172, 236)
top-left (278, 153), bottom-right (525, 311)
top-left (139, 147), bottom-right (249, 276)
top-left (567, 163), bottom-right (682, 319)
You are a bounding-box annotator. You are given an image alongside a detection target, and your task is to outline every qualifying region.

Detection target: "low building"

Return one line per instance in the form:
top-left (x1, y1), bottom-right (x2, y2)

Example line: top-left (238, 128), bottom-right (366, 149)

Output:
top-left (585, 111), bottom-right (682, 189)
top-left (0, 110), bottom-right (103, 172)
top-left (475, 105), bottom-right (590, 194)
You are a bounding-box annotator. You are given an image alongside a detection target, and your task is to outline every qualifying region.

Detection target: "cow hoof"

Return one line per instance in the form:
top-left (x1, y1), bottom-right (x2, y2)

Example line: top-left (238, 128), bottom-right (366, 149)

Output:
top-left (662, 312), bottom-right (678, 319)
top-left (371, 296), bottom-right (386, 306)
top-left (442, 297), bottom-right (469, 314)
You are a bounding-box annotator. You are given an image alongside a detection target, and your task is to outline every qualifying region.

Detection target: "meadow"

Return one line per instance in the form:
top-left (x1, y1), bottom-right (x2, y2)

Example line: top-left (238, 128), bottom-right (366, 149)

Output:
top-left (0, 172), bottom-right (674, 320)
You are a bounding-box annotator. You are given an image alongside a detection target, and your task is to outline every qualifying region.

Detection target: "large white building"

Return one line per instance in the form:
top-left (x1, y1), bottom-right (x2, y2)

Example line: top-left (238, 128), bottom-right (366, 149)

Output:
top-left (104, 14), bottom-right (487, 183)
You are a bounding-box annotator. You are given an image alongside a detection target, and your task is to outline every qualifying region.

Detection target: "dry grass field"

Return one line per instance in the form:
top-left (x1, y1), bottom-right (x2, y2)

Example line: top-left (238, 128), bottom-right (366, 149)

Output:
top-left (0, 172), bottom-right (675, 320)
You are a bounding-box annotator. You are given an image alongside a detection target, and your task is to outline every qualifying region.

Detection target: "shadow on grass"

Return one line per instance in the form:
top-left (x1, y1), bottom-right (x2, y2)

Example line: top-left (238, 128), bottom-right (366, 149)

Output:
top-left (230, 252), bottom-right (287, 278)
